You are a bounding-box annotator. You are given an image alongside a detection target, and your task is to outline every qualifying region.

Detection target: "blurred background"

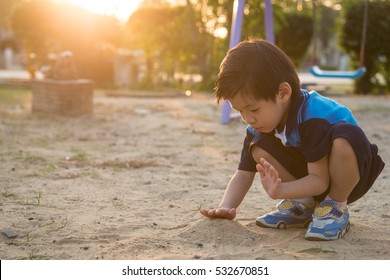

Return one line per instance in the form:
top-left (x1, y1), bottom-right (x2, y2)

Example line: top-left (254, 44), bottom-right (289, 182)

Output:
top-left (0, 0), bottom-right (389, 94)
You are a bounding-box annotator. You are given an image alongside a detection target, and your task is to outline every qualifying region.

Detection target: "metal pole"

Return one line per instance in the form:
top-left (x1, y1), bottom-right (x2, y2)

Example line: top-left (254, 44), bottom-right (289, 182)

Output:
top-left (264, 0), bottom-right (275, 44)
top-left (229, 0), bottom-right (245, 49)
top-left (221, 0), bottom-right (245, 124)
top-left (312, 0), bottom-right (317, 65)
top-left (359, 0), bottom-right (369, 67)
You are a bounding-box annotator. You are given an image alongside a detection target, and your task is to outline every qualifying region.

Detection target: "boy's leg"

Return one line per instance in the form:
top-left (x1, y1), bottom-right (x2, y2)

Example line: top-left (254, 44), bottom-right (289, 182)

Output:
top-left (306, 137), bottom-right (359, 240)
top-left (328, 138), bottom-right (360, 202)
top-left (251, 147), bottom-right (297, 183)
top-left (306, 123), bottom-right (384, 240)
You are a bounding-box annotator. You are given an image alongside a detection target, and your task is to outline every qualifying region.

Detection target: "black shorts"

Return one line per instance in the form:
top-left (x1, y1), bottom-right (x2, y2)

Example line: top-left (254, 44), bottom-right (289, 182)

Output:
top-left (250, 124), bottom-right (385, 204)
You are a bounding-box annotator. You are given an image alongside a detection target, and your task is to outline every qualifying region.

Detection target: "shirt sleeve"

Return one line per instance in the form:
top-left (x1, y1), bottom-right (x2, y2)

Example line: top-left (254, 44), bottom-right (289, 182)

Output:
top-left (238, 128), bottom-right (258, 172)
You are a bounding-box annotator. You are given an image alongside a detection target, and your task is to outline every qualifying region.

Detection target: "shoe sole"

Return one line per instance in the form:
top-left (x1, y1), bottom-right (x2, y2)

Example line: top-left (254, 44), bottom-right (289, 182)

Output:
top-left (256, 218), bottom-right (312, 229)
top-left (305, 221), bottom-right (350, 241)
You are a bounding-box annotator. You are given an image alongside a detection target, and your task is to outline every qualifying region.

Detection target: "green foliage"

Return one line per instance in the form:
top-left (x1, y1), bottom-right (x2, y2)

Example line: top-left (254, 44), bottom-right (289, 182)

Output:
top-left (124, 2), bottom-right (217, 89)
top-left (275, 12), bottom-right (313, 67)
top-left (0, 86), bottom-right (31, 104)
top-left (318, 4), bottom-right (337, 51)
top-left (341, 0), bottom-right (390, 94)
top-left (241, 1), bottom-right (313, 68)
top-left (125, 6), bottom-right (194, 85)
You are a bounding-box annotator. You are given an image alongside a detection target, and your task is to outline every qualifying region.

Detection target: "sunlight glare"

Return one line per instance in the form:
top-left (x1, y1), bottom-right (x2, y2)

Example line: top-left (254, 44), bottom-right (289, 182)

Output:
top-left (213, 27), bottom-right (228, 39)
top-left (67, 0), bottom-right (142, 22)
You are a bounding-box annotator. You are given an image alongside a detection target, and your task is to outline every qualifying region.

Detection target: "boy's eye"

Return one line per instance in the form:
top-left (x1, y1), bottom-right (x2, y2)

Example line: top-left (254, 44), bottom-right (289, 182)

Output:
top-left (250, 108), bottom-right (259, 113)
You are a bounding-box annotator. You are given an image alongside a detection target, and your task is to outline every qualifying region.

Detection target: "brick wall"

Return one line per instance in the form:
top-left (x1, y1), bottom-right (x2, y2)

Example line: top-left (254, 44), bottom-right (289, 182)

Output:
top-left (31, 79), bottom-right (94, 116)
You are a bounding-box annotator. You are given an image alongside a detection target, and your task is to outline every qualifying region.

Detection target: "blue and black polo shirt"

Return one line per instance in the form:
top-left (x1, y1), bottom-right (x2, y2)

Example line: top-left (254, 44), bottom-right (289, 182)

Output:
top-left (238, 89), bottom-right (384, 203)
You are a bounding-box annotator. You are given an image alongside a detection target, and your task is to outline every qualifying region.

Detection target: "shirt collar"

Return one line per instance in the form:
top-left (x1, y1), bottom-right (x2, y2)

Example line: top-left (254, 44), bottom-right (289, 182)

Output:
top-left (285, 89), bottom-right (308, 135)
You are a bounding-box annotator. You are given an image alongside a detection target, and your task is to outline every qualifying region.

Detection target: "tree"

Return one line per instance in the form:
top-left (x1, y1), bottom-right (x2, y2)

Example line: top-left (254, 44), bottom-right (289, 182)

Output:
top-left (125, 3), bottom-right (214, 88)
top-left (185, 0), bottom-right (225, 89)
top-left (239, 0), bottom-right (313, 67)
top-left (341, 0), bottom-right (390, 94)
top-left (125, 7), bottom-right (175, 85)
top-left (275, 12), bottom-right (313, 67)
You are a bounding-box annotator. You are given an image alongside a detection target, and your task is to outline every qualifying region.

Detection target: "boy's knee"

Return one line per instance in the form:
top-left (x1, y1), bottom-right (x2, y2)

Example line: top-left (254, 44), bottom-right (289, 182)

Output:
top-left (332, 138), bottom-right (356, 159)
top-left (251, 146), bottom-right (272, 164)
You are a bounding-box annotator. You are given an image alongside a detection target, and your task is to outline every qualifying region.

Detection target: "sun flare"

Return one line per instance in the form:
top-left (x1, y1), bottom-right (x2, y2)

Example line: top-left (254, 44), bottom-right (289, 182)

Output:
top-left (64, 0), bottom-right (142, 22)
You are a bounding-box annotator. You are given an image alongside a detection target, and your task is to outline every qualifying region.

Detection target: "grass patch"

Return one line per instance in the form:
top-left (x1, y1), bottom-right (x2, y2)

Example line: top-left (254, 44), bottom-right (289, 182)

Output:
top-left (20, 190), bottom-right (55, 208)
top-left (0, 86), bottom-right (31, 104)
top-left (39, 217), bottom-right (68, 232)
top-left (191, 202), bottom-right (204, 211)
top-left (42, 218), bottom-right (68, 232)
top-left (13, 151), bottom-right (47, 165)
top-left (21, 190), bottom-right (43, 206)
top-left (69, 148), bottom-right (89, 162)
top-left (2, 189), bottom-right (16, 198)
top-left (20, 249), bottom-right (50, 260)
top-left (25, 232), bottom-right (33, 243)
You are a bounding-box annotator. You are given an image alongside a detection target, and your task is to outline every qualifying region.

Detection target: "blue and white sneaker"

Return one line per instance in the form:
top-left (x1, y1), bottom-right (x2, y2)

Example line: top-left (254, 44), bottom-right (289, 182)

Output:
top-left (256, 199), bottom-right (314, 229)
top-left (305, 200), bottom-right (350, 241)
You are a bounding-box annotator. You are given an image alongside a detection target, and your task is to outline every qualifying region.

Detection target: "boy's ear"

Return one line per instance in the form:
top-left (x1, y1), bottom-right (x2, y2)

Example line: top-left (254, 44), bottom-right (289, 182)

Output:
top-left (277, 82), bottom-right (292, 102)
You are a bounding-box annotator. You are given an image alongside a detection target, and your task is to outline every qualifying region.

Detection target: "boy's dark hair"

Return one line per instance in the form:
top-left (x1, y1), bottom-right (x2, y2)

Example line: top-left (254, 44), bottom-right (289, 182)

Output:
top-left (215, 39), bottom-right (300, 103)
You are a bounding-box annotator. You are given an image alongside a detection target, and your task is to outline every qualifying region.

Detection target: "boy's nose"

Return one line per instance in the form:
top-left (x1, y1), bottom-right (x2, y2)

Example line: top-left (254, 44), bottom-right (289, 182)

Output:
top-left (245, 114), bottom-right (255, 124)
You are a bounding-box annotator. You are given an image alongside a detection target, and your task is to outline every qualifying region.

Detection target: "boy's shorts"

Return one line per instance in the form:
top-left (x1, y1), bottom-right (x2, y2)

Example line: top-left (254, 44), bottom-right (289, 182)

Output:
top-left (250, 124), bottom-right (385, 204)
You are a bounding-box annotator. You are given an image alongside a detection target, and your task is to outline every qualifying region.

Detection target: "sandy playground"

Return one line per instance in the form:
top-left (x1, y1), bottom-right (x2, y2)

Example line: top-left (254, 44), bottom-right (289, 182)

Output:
top-left (0, 90), bottom-right (389, 260)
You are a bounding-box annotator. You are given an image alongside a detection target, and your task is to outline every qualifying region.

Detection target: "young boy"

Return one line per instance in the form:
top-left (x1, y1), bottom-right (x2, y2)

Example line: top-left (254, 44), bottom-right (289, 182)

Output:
top-left (200, 39), bottom-right (385, 241)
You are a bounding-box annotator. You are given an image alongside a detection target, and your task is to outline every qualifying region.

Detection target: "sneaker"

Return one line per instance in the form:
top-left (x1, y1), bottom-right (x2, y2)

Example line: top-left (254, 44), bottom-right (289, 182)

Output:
top-left (305, 200), bottom-right (350, 241)
top-left (256, 199), bottom-right (314, 229)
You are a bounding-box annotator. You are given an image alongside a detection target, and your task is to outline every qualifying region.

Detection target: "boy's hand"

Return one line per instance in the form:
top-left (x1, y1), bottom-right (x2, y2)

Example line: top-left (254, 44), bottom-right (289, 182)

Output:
top-left (199, 208), bottom-right (236, 220)
top-left (256, 158), bottom-right (282, 199)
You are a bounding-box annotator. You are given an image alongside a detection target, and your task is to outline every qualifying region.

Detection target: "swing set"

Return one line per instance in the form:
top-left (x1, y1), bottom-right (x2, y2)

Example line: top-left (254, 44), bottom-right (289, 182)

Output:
top-left (309, 0), bottom-right (369, 79)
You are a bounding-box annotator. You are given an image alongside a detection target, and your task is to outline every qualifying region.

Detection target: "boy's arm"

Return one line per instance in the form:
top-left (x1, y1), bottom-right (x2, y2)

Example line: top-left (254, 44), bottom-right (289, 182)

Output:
top-left (200, 170), bottom-right (256, 220)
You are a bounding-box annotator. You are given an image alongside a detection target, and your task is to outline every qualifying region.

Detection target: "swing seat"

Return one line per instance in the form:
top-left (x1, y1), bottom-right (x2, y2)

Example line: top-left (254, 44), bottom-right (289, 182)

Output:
top-left (310, 66), bottom-right (366, 79)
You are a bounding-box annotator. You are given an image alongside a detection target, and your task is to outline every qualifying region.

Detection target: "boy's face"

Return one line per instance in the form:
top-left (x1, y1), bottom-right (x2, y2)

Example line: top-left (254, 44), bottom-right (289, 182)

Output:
top-left (229, 89), bottom-right (290, 133)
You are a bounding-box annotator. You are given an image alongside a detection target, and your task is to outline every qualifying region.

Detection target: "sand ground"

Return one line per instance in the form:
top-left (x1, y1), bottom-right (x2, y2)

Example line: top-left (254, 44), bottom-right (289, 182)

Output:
top-left (0, 90), bottom-right (389, 260)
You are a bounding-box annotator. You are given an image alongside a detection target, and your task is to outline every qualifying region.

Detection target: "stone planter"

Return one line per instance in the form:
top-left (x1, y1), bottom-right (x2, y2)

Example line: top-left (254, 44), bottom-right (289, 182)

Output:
top-left (31, 79), bottom-right (94, 116)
